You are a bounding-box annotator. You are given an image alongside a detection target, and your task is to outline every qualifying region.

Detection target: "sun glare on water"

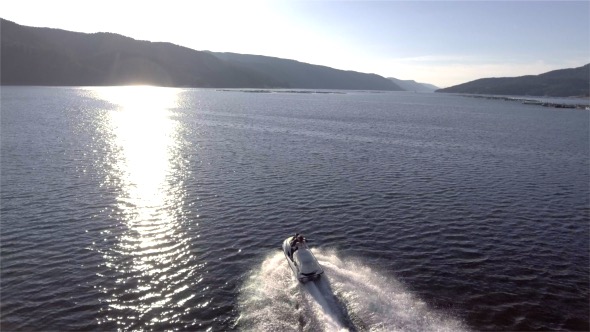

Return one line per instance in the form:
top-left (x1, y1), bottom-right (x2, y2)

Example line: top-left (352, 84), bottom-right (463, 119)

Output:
top-left (89, 86), bottom-right (198, 329)
top-left (96, 86), bottom-right (179, 210)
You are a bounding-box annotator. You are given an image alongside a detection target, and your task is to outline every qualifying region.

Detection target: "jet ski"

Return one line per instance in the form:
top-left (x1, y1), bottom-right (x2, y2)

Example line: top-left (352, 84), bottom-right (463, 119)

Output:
top-left (282, 234), bottom-right (324, 282)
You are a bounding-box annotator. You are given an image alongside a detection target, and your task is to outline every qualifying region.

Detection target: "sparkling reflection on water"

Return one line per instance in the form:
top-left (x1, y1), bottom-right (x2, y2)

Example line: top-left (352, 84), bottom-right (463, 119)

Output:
top-left (91, 87), bottom-right (198, 329)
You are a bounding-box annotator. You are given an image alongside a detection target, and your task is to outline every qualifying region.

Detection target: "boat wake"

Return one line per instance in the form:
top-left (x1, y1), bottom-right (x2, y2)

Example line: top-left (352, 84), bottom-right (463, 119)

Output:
top-left (237, 248), bottom-right (467, 332)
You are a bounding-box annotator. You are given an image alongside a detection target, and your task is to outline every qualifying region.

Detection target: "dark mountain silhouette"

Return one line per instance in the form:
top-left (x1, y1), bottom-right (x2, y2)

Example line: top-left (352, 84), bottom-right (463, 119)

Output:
top-left (1, 19), bottom-right (284, 87)
top-left (436, 65), bottom-right (590, 97)
top-left (0, 19), bottom-right (403, 90)
top-left (387, 77), bottom-right (438, 92)
top-left (212, 52), bottom-right (402, 91)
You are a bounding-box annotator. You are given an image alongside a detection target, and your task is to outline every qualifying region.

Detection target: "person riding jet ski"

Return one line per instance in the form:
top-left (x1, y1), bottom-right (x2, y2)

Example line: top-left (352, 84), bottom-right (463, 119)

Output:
top-left (290, 233), bottom-right (300, 247)
top-left (282, 233), bottom-right (324, 282)
top-left (290, 234), bottom-right (306, 256)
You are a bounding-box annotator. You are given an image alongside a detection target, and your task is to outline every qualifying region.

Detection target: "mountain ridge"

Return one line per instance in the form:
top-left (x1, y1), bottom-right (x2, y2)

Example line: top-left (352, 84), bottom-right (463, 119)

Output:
top-left (213, 52), bottom-right (404, 91)
top-left (436, 65), bottom-right (590, 97)
top-left (0, 18), bottom-right (403, 91)
top-left (387, 77), bottom-right (439, 92)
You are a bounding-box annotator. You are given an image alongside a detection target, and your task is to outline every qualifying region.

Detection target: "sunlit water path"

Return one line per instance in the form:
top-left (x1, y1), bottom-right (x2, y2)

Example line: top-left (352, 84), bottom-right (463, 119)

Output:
top-left (89, 87), bottom-right (201, 329)
top-left (1, 87), bottom-right (588, 331)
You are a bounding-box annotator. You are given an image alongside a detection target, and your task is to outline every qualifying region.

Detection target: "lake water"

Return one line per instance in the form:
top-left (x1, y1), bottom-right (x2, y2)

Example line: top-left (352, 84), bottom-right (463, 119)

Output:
top-left (1, 87), bottom-right (588, 331)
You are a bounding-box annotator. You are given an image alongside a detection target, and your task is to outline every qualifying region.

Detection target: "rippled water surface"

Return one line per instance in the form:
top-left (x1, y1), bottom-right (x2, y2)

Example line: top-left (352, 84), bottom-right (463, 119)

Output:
top-left (1, 87), bottom-right (588, 331)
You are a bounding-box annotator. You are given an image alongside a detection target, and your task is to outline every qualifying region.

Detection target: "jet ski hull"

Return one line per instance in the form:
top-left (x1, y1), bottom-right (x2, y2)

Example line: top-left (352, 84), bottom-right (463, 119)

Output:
top-left (283, 236), bottom-right (324, 282)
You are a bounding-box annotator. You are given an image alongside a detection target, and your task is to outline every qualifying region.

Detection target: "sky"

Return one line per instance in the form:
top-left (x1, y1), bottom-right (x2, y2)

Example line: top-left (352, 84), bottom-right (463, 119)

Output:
top-left (2, 0), bottom-right (589, 87)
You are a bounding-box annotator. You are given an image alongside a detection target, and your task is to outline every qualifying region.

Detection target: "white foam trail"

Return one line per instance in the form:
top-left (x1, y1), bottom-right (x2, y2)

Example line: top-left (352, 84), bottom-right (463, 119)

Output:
top-left (237, 249), bottom-right (467, 332)
top-left (302, 280), bottom-right (348, 331)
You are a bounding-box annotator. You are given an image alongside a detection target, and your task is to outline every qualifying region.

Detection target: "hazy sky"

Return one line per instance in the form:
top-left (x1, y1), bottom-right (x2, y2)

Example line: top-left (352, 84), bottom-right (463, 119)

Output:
top-left (3, 0), bottom-right (589, 87)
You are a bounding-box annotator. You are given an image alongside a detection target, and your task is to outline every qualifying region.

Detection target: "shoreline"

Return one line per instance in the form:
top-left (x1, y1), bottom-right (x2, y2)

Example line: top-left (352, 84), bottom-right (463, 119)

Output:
top-left (459, 94), bottom-right (590, 110)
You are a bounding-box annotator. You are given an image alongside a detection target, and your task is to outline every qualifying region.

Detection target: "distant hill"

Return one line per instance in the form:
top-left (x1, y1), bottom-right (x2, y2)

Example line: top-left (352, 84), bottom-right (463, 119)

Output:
top-left (213, 52), bottom-right (403, 91)
top-left (388, 77), bottom-right (438, 92)
top-left (436, 65), bottom-right (590, 97)
top-left (0, 19), bottom-right (402, 91)
top-left (0, 19), bottom-right (277, 87)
